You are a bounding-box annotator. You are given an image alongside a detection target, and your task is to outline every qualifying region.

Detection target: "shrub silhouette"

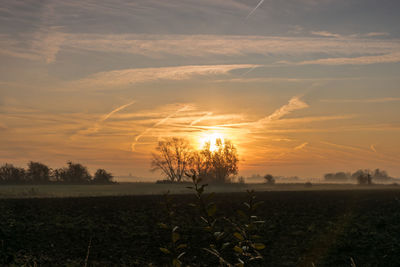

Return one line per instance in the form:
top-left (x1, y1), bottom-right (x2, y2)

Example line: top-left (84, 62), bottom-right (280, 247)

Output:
top-left (93, 169), bottom-right (114, 184)
top-left (27, 161), bottom-right (50, 183)
top-left (0, 163), bottom-right (26, 184)
top-left (264, 174), bottom-right (275, 185)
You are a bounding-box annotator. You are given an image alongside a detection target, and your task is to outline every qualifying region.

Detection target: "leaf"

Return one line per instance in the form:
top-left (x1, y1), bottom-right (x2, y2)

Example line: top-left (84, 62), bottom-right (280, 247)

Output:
top-left (200, 216), bottom-right (208, 224)
top-left (235, 258), bottom-right (244, 267)
top-left (198, 184), bottom-right (208, 194)
top-left (254, 220), bottom-right (265, 224)
top-left (172, 258), bottom-right (181, 267)
top-left (158, 223), bottom-right (168, 229)
top-left (214, 231), bottom-right (224, 240)
top-left (177, 252), bottom-right (186, 260)
top-left (243, 202), bottom-right (251, 209)
top-left (160, 247), bottom-right (170, 254)
top-left (172, 226), bottom-right (179, 232)
top-left (188, 203), bottom-right (196, 207)
top-left (207, 203), bottom-right (217, 217)
top-left (253, 243), bottom-right (266, 250)
top-left (233, 232), bottom-right (244, 241)
top-left (172, 232), bottom-right (180, 243)
top-left (251, 235), bottom-right (261, 239)
top-left (233, 246), bottom-right (243, 254)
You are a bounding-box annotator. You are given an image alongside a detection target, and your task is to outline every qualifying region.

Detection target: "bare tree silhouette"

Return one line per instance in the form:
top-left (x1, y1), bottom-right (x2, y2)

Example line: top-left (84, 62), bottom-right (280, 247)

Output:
top-left (151, 137), bottom-right (192, 182)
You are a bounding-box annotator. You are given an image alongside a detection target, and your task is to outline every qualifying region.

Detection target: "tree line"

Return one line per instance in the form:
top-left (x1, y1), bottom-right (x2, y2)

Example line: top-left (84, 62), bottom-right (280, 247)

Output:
top-left (0, 161), bottom-right (114, 185)
top-left (324, 168), bottom-right (394, 185)
top-left (151, 137), bottom-right (239, 183)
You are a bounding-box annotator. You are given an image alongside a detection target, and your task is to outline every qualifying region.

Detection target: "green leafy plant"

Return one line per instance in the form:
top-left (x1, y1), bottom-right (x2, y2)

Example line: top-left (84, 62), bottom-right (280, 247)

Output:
top-left (186, 170), bottom-right (233, 266)
top-left (227, 190), bottom-right (265, 266)
top-left (158, 191), bottom-right (187, 267)
top-left (186, 172), bottom-right (266, 267)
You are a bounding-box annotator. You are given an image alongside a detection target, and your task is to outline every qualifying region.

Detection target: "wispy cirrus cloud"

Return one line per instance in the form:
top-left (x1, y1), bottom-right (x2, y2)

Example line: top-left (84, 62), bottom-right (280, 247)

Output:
top-left (321, 97), bottom-right (400, 103)
top-left (291, 52), bottom-right (400, 66)
top-left (254, 96), bottom-right (309, 127)
top-left (2, 32), bottom-right (399, 65)
top-left (364, 32), bottom-right (390, 37)
top-left (72, 64), bottom-right (259, 89)
top-left (311, 31), bottom-right (342, 38)
top-left (72, 100), bottom-right (136, 138)
top-left (131, 105), bottom-right (193, 151)
top-left (246, 0), bottom-right (265, 19)
top-left (63, 34), bottom-right (400, 58)
top-left (294, 142), bottom-right (309, 150)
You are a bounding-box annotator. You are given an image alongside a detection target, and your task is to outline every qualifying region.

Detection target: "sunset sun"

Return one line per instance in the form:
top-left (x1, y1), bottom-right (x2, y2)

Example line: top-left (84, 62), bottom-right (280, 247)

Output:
top-left (198, 132), bottom-right (225, 152)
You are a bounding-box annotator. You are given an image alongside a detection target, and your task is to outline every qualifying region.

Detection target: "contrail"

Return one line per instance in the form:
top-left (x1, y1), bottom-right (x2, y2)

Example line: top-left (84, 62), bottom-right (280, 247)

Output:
top-left (131, 105), bottom-right (191, 151)
top-left (190, 112), bottom-right (213, 126)
top-left (246, 0), bottom-right (265, 19)
top-left (71, 100), bottom-right (135, 139)
top-left (101, 100), bottom-right (136, 122)
top-left (239, 66), bottom-right (257, 77)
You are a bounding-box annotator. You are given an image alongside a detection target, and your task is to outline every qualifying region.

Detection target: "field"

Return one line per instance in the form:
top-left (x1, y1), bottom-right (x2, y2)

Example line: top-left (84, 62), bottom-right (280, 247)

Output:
top-left (1, 188), bottom-right (400, 266)
top-left (0, 182), bottom-right (399, 199)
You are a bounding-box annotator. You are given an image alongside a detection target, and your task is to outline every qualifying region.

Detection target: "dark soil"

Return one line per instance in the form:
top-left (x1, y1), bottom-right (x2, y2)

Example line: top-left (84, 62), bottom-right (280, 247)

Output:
top-left (1, 190), bottom-right (400, 266)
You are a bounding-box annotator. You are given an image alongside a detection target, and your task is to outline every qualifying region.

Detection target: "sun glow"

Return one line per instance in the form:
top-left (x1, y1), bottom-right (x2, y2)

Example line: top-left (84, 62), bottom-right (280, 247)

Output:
top-left (198, 132), bottom-right (225, 152)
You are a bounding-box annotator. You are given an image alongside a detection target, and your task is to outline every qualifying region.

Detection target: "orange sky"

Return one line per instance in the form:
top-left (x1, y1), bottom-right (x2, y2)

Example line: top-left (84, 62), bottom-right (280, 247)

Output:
top-left (1, 0), bottom-right (400, 180)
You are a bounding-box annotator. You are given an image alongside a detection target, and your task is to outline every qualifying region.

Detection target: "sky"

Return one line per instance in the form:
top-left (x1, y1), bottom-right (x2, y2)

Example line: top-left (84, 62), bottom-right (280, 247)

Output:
top-left (1, 0), bottom-right (400, 180)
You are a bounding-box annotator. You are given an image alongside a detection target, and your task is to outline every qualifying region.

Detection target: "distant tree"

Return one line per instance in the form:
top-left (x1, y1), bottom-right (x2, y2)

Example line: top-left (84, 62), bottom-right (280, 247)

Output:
top-left (151, 138), bottom-right (192, 182)
top-left (189, 150), bottom-right (213, 181)
top-left (237, 176), bottom-right (246, 184)
top-left (324, 172), bottom-right (350, 181)
top-left (93, 169), bottom-right (114, 184)
top-left (373, 168), bottom-right (390, 181)
top-left (351, 169), bottom-right (365, 181)
top-left (0, 163), bottom-right (26, 184)
top-left (57, 161), bottom-right (92, 183)
top-left (324, 173), bottom-right (335, 181)
top-left (354, 169), bottom-right (372, 185)
top-left (264, 174), bottom-right (275, 185)
top-left (51, 167), bottom-right (67, 182)
top-left (26, 161), bottom-right (50, 183)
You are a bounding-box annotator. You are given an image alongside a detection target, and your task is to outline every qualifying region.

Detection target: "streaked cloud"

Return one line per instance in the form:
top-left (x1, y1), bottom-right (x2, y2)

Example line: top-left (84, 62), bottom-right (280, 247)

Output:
top-left (131, 105), bottom-right (194, 151)
top-left (73, 64), bottom-right (260, 89)
top-left (365, 32), bottom-right (390, 37)
top-left (255, 96), bottom-right (309, 127)
top-left (246, 0), bottom-right (265, 19)
top-left (1, 32), bottom-right (399, 66)
top-left (73, 100), bottom-right (136, 138)
top-left (294, 142), bottom-right (309, 150)
top-left (293, 52), bottom-right (400, 66)
top-left (311, 31), bottom-right (342, 38)
top-left (321, 97), bottom-right (400, 103)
